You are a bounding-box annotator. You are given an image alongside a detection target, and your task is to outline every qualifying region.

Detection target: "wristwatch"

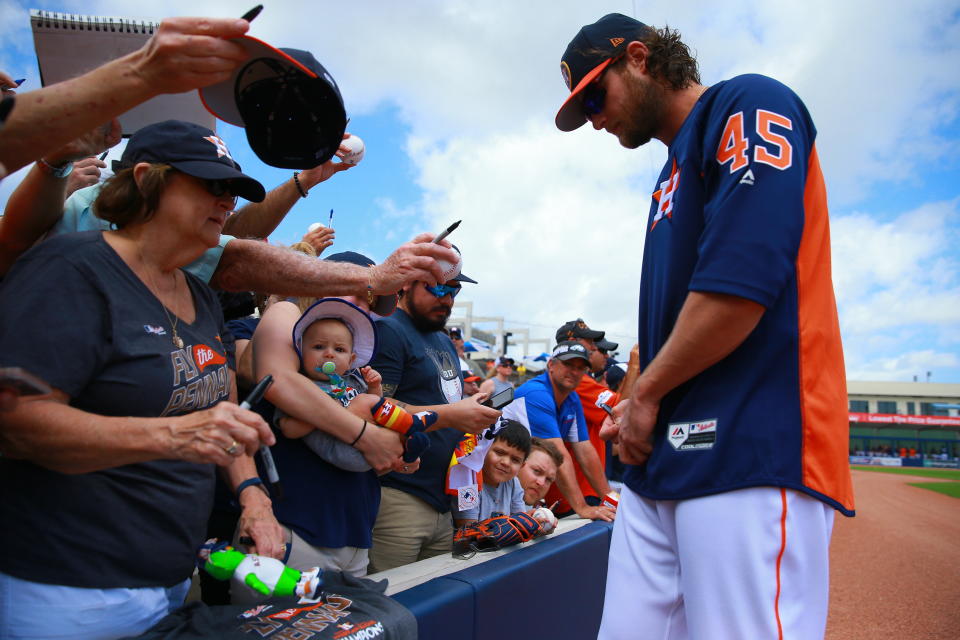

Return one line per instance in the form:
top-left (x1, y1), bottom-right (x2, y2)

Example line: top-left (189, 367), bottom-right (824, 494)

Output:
top-left (37, 158), bottom-right (74, 179)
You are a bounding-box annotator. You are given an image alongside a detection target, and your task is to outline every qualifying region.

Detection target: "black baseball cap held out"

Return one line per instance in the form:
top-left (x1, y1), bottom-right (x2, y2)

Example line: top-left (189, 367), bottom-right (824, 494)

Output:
top-left (201, 38), bottom-right (347, 170)
top-left (556, 13), bottom-right (648, 132)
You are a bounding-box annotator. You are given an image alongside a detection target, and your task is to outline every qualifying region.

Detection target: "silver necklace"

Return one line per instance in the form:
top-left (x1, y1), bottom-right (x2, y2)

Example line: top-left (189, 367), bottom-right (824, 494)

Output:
top-left (139, 247), bottom-right (184, 349)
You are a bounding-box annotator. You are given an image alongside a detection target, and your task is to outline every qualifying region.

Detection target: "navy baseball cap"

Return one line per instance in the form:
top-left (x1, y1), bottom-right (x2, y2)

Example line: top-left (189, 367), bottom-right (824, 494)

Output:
top-left (324, 251), bottom-right (398, 317)
top-left (200, 38), bottom-right (347, 170)
top-left (556, 13), bottom-right (648, 131)
top-left (550, 341), bottom-right (591, 363)
top-left (555, 318), bottom-right (605, 343)
top-left (116, 120), bottom-right (265, 202)
top-left (596, 337), bottom-right (619, 353)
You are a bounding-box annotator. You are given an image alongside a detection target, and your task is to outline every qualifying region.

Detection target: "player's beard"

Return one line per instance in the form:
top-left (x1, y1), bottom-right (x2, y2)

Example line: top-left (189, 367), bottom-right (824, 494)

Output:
top-left (619, 72), bottom-right (667, 149)
top-left (408, 302), bottom-right (451, 333)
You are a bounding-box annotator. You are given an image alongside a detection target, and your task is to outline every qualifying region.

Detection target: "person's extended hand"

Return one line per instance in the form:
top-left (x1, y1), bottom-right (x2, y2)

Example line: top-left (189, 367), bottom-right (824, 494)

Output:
top-left (65, 156), bottom-right (108, 195)
top-left (391, 456), bottom-right (421, 474)
top-left (166, 401), bottom-right (274, 467)
top-left (619, 393), bottom-right (657, 465)
top-left (301, 225), bottom-right (334, 256)
top-left (130, 16), bottom-right (251, 94)
top-left (0, 71), bottom-right (18, 98)
top-left (575, 504), bottom-right (616, 522)
top-left (42, 120), bottom-right (121, 167)
top-left (355, 423), bottom-right (404, 474)
top-left (360, 366), bottom-right (382, 396)
top-left (441, 394), bottom-right (502, 435)
top-left (599, 399), bottom-right (627, 443)
top-left (367, 234), bottom-right (459, 293)
top-left (297, 134), bottom-right (356, 188)
top-left (235, 481), bottom-right (285, 560)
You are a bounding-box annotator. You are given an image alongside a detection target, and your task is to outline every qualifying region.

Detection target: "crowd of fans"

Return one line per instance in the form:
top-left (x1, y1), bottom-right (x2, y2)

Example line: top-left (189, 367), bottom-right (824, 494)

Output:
top-left (0, 15), bottom-right (634, 640)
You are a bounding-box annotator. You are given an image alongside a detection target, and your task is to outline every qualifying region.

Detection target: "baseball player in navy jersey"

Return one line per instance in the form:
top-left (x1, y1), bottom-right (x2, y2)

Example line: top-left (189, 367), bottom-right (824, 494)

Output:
top-left (555, 14), bottom-right (854, 640)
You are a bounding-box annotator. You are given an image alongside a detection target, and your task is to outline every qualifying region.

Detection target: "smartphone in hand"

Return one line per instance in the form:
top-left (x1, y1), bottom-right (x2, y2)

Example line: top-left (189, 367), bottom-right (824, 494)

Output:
top-left (482, 386), bottom-right (514, 410)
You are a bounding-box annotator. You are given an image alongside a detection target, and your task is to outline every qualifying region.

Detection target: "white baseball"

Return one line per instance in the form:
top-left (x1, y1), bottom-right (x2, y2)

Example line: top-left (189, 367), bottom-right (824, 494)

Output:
top-left (340, 135), bottom-right (365, 164)
top-left (307, 222), bottom-right (324, 232)
top-left (436, 248), bottom-right (462, 282)
top-left (533, 507), bottom-right (558, 534)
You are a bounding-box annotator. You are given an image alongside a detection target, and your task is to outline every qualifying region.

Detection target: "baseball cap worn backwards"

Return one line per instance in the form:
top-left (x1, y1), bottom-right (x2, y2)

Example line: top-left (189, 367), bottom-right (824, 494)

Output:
top-left (200, 38), bottom-right (347, 170)
top-left (556, 13), bottom-right (648, 132)
top-left (117, 120), bottom-right (265, 202)
top-left (551, 341), bottom-right (591, 363)
top-left (555, 318), bottom-right (605, 343)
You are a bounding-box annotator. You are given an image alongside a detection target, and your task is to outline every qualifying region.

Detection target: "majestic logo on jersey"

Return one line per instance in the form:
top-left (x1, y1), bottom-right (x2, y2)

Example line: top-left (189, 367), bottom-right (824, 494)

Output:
top-left (668, 418), bottom-right (717, 451)
top-left (560, 61), bottom-right (572, 91)
top-left (650, 158), bottom-right (680, 231)
top-left (203, 134), bottom-right (233, 160)
top-left (739, 169), bottom-right (756, 186)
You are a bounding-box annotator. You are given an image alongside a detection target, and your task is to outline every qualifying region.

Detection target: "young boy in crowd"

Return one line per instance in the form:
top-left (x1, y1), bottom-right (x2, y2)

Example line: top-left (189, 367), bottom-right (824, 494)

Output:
top-left (451, 419), bottom-right (531, 526)
top-left (276, 298), bottom-right (435, 471)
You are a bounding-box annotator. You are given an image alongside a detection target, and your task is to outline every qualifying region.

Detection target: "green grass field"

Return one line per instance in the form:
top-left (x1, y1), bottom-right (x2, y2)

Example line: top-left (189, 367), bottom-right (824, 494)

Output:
top-left (907, 482), bottom-right (960, 499)
top-left (851, 465), bottom-right (960, 480)
top-left (851, 465), bottom-right (960, 498)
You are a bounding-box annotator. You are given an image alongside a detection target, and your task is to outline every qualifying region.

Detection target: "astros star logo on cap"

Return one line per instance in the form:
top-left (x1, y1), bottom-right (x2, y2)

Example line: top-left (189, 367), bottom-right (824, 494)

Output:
top-left (203, 134), bottom-right (233, 160)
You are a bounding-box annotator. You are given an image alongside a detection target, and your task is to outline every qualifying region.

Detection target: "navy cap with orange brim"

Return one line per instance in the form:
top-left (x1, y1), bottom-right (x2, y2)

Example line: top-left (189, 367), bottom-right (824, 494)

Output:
top-left (199, 36), bottom-right (321, 127)
top-left (555, 13), bottom-right (648, 132)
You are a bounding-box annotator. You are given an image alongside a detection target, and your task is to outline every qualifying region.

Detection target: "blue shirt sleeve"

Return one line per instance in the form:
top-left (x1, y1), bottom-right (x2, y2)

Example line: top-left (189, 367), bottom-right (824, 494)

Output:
top-left (564, 394), bottom-right (590, 443)
top-left (692, 75), bottom-right (814, 308)
top-left (519, 389), bottom-right (563, 440)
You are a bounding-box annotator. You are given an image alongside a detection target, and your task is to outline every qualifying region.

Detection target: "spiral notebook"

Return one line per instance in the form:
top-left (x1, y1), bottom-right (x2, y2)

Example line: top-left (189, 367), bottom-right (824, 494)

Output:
top-left (30, 9), bottom-right (215, 135)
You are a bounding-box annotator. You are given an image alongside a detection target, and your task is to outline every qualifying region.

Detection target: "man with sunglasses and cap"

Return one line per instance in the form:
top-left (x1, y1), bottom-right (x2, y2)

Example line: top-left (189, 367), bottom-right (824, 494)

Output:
top-left (540, 319), bottom-right (620, 518)
top-left (367, 266), bottom-right (502, 572)
top-left (503, 341), bottom-right (615, 523)
top-left (556, 13), bottom-right (853, 640)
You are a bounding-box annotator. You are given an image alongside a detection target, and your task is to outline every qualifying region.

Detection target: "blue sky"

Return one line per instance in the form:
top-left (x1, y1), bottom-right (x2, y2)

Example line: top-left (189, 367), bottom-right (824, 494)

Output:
top-left (2, 0), bottom-right (958, 383)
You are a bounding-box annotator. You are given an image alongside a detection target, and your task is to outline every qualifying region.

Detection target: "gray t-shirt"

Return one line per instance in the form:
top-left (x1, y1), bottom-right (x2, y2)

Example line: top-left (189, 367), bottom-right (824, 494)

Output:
top-left (452, 476), bottom-right (527, 521)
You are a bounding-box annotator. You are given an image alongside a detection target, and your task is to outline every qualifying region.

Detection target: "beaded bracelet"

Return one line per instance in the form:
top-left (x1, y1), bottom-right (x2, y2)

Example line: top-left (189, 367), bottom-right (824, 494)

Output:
top-left (293, 171), bottom-right (308, 198)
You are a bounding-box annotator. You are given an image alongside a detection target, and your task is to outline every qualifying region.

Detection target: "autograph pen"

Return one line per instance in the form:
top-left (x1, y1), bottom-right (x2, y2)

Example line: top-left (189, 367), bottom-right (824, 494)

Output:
top-left (240, 5), bottom-right (263, 22)
top-left (433, 219), bottom-right (461, 244)
top-left (328, 208), bottom-right (334, 229)
top-left (241, 375), bottom-right (281, 494)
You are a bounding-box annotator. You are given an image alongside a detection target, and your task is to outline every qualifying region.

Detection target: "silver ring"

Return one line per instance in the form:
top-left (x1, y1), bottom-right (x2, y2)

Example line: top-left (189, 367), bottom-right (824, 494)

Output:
top-left (402, 465), bottom-right (409, 471)
top-left (225, 440), bottom-right (240, 455)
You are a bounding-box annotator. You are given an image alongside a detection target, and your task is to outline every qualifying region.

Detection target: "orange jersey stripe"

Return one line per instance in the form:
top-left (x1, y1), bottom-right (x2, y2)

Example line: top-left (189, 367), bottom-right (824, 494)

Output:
top-left (796, 145), bottom-right (854, 513)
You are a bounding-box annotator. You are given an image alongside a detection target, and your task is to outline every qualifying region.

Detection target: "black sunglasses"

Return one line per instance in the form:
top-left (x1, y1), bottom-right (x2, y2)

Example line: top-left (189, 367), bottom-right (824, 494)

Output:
top-left (581, 56), bottom-right (624, 117)
top-left (202, 179), bottom-right (239, 209)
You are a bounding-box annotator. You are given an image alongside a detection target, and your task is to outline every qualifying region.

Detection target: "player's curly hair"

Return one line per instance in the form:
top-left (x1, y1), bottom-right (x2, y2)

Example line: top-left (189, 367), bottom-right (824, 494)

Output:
top-left (610, 24), bottom-right (700, 90)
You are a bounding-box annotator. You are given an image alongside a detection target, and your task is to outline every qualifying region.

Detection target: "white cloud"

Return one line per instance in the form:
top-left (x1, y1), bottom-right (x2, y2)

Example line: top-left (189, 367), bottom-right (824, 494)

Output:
top-left (832, 199), bottom-right (960, 380)
top-left (846, 350), bottom-right (960, 383)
